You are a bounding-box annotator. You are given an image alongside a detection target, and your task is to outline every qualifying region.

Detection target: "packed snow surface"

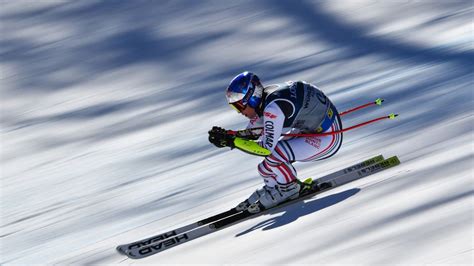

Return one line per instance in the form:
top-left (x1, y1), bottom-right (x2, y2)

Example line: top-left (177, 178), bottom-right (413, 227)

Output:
top-left (1, 1), bottom-right (472, 265)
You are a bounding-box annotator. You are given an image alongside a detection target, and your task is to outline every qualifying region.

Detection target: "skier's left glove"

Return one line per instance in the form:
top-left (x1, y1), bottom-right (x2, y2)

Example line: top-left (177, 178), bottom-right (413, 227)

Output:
top-left (208, 126), bottom-right (235, 148)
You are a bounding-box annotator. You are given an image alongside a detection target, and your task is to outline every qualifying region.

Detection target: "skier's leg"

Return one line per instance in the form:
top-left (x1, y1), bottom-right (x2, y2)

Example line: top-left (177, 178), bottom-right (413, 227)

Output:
top-left (248, 145), bottom-right (301, 209)
top-left (261, 151), bottom-right (298, 185)
top-left (235, 162), bottom-right (277, 210)
top-left (236, 143), bottom-right (301, 210)
top-left (241, 116), bottom-right (342, 210)
top-left (285, 115), bottom-right (343, 162)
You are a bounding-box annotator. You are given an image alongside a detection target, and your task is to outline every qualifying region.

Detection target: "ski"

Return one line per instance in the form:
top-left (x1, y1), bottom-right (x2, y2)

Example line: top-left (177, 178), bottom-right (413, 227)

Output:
top-left (124, 155), bottom-right (400, 259)
top-left (314, 154), bottom-right (384, 184)
top-left (116, 208), bottom-right (239, 254)
top-left (116, 154), bottom-right (384, 255)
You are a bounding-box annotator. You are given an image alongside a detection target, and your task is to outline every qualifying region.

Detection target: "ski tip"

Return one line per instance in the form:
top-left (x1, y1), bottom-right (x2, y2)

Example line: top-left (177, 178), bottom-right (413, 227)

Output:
top-left (375, 98), bottom-right (384, 105)
top-left (386, 155), bottom-right (401, 166)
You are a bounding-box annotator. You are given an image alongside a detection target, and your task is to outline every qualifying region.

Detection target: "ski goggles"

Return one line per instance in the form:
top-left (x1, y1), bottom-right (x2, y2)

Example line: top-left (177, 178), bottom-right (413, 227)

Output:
top-left (229, 100), bottom-right (246, 113)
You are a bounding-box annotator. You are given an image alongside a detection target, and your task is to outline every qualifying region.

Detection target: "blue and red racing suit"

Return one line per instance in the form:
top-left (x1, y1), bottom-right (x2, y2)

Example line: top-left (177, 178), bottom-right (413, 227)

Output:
top-left (244, 81), bottom-right (343, 186)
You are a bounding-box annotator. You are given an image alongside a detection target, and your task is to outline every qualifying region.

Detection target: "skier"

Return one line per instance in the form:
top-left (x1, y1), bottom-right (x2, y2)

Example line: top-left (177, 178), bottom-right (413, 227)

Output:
top-left (208, 72), bottom-right (343, 211)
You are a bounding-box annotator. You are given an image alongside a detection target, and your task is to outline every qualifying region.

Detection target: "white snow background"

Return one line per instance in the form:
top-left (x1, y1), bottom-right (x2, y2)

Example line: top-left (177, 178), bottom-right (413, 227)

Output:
top-left (1, 0), bottom-right (473, 265)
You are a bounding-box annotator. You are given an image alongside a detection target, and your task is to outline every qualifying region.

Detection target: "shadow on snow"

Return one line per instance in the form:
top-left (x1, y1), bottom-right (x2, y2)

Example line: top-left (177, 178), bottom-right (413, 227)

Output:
top-left (236, 188), bottom-right (360, 237)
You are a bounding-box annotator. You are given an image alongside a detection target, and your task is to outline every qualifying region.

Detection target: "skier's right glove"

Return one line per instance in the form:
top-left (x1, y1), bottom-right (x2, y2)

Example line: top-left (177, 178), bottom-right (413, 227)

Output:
top-left (208, 126), bottom-right (235, 148)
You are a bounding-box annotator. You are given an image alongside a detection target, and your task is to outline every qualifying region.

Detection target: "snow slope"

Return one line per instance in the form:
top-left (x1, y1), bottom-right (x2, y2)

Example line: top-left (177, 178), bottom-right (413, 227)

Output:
top-left (1, 1), bottom-right (473, 265)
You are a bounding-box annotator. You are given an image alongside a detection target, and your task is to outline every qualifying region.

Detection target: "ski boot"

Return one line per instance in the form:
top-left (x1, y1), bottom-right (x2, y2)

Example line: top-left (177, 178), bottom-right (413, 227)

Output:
top-left (235, 185), bottom-right (270, 211)
top-left (253, 180), bottom-right (300, 211)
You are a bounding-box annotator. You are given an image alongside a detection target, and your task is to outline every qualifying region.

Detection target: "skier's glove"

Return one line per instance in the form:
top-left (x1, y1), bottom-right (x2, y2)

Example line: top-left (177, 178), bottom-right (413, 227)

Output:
top-left (208, 126), bottom-right (235, 148)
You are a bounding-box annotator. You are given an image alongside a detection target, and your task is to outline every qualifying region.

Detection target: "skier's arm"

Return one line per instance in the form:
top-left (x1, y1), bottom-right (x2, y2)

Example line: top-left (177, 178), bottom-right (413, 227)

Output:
top-left (232, 103), bottom-right (285, 156)
top-left (237, 116), bottom-right (263, 140)
top-left (208, 103), bottom-right (285, 156)
top-left (208, 126), bottom-right (271, 156)
top-left (260, 102), bottom-right (285, 153)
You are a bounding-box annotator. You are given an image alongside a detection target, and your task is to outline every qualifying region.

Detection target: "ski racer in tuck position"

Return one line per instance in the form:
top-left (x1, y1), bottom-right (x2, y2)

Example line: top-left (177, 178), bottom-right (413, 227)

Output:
top-left (208, 71), bottom-right (343, 211)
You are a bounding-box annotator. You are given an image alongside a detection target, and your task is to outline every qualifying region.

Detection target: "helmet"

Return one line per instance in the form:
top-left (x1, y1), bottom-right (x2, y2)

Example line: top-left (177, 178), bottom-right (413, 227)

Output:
top-left (225, 72), bottom-right (263, 112)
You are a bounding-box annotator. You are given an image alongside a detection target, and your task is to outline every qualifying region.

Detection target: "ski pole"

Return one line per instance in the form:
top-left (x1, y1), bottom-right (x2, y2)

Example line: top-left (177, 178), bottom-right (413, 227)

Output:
top-left (228, 113), bottom-right (398, 138)
top-left (339, 98), bottom-right (384, 117)
top-left (281, 113), bottom-right (398, 137)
